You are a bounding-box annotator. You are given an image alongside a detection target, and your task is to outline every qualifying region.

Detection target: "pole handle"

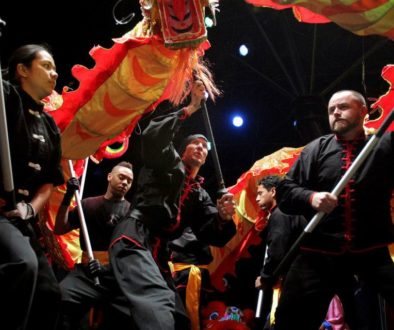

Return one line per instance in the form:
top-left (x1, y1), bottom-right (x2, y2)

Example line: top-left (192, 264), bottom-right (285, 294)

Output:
top-left (67, 160), bottom-right (100, 286)
top-left (272, 107), bottom-right (394, 279)
top-left (200, 100), bottom-right (226, 192)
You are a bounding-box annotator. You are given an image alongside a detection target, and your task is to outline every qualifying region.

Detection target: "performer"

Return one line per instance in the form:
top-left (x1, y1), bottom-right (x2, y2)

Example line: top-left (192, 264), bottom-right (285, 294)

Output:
top-left (54, 161), bottom-right (133, 329)
top-left (255, 175), bottom-right (307, 289)
top-left (109, 79), bottom-right (236, 330)
top-left (274, 90), bottom-right (394, 330)
top-left (0, 44), bottom-right (64, 330)
top-left (254, 175), bottom-right (307, 329)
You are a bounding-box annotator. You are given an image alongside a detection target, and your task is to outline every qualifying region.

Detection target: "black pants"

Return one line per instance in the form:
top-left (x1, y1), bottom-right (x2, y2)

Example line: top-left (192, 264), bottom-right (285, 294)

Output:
top-left (110, 217), bottom-right (190, 330)
top-left (0, 217), bottom-right (61, 330)
top-left (58, 264), bottom-right (130, 329)
top-left (274, 248), bottom-right (394, 330)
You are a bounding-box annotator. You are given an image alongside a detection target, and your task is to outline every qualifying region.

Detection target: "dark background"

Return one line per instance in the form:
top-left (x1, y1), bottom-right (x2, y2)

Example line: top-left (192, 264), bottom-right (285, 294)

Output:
top-left (1, 0), bottom-right (394, 198)
top-left (1, 1), bottom-right (393, 320)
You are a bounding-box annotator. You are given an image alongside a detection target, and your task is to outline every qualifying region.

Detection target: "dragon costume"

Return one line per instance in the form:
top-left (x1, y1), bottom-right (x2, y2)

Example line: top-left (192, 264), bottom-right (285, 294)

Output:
top-left (40, 0), bottom-right (220, 269)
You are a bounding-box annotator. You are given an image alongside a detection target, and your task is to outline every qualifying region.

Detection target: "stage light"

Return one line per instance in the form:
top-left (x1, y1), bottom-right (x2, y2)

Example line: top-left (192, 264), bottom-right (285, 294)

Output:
top-left (232, 115), bottom-right (244, 127)
top-left (239, 44), bottom-right (248, 56)
top-left (205, 17), bottom-right (214, 28)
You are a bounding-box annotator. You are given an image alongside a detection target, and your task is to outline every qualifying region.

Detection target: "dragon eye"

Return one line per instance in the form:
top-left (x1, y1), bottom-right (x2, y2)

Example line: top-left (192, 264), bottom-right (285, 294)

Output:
top-left (230, 306), bottom-right (239, 313)
top-left (209, 312), bottom-right (219, 320)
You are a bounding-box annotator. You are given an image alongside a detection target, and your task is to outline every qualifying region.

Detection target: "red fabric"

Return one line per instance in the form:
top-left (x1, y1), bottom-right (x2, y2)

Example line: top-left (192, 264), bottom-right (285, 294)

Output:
top-left (209, 147), bottom-right (303, 292)
top-left (51, 38), bottom-right (148, 132)
top-left (245, 0), bottom-right (394, 39)
top-left (365, 65), bottom-right (394, 133)
top-left (245, 0), bottom-right (330, 23)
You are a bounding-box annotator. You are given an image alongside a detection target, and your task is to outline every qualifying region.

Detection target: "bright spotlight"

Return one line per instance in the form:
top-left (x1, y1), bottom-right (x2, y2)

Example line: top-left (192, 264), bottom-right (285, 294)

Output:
top-left (205, 17), bottom-right (214, 28)
top-left (239, 45), bottom-right (248, 56)
top-left (232, 115), bottom-right (244, 127)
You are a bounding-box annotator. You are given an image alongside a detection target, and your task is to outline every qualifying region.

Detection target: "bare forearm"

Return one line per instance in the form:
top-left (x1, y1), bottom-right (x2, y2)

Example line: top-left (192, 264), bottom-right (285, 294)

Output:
top-left (54, 205), bottom-right (71, 235)
top-left (30, 183), bottom-right (54, 214)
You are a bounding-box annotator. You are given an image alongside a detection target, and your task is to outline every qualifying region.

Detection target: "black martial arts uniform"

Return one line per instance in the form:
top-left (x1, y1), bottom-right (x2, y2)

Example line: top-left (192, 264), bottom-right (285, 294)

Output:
top-left (0, 82), bottom-right (64, 330)
top-left (109, 108), bottom-right (236, 330)
top-left (274, 133), bottom-right (394, 330)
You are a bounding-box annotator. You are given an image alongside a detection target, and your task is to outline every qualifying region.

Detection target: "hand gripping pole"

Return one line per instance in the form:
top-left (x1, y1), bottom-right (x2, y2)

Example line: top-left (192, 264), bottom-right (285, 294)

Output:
top-left (67, 160), bottom-right (100, 285)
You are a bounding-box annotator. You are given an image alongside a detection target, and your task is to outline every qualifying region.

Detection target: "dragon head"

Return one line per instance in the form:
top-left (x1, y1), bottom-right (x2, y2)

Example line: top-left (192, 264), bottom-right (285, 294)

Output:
top-left (137, 0), bottom-right (219, 49)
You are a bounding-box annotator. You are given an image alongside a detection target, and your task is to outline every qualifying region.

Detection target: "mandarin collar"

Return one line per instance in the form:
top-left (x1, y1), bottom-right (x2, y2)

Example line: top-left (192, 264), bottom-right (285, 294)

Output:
top-left (335, 132), bottom-right (366, 143)
top-left (17, 87), bottom-right (45, 113)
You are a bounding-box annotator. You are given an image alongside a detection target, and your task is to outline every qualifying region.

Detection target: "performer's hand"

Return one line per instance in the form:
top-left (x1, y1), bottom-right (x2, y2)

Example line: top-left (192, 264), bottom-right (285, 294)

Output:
top-left (256, 275), bottom-right (277, 290)
top-left (255, 276), bottom-right (263, 289)
top-left (61, 177), bottom-right (80, 206)
top-left (310, 192), bottom-right (337, 214)
top-left (88, 259), bottom-right (103, 278)
top-left (66, 177), bottom-right (80, 194)
top-left (256, 276), bottom-right (274, 290)
top-left (217, 193), bottom-right (236, 220)
top-left (3, 201), bottom-right (35, 220)
top-left (185, 80), bottom-right (207, 116)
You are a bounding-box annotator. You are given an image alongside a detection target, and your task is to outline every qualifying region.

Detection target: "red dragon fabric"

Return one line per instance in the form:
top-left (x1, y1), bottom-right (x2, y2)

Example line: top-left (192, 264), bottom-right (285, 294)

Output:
top-left (246, 0), bottom-right (394, 39)
top-left (209, 147), bottom-right (303, 292)
top-left (40, 0), bottom-right (219, 270)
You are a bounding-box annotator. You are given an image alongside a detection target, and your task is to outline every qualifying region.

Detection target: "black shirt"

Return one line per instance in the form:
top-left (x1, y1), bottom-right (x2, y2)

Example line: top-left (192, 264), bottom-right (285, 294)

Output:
top-left (0, 82), bottom-right (64, 205)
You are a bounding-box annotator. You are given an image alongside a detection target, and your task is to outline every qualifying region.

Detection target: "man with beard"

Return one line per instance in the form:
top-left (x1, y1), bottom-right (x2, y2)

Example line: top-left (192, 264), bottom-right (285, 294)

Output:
top-left (273, 90), bottom-right (394, 329)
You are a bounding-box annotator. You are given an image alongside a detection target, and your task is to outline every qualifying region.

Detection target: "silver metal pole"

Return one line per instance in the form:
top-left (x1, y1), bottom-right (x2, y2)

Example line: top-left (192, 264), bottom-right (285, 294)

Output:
top-left (201, 100), bottom-right (226, 192)
top-left (67, 160), bottom-right (100, 285)
top-left (79, 157), bottom-right (89, 198)
top-left (0, 63), bottom-right (16, 209)
top-left (272, 108), bottom-right (394, 279)
top-left (304, 132), bottom-right (381, 233)
top-left (256, 244), bottom-right (269, 318)
top-left (255, 289), bottom-right (264, 318)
